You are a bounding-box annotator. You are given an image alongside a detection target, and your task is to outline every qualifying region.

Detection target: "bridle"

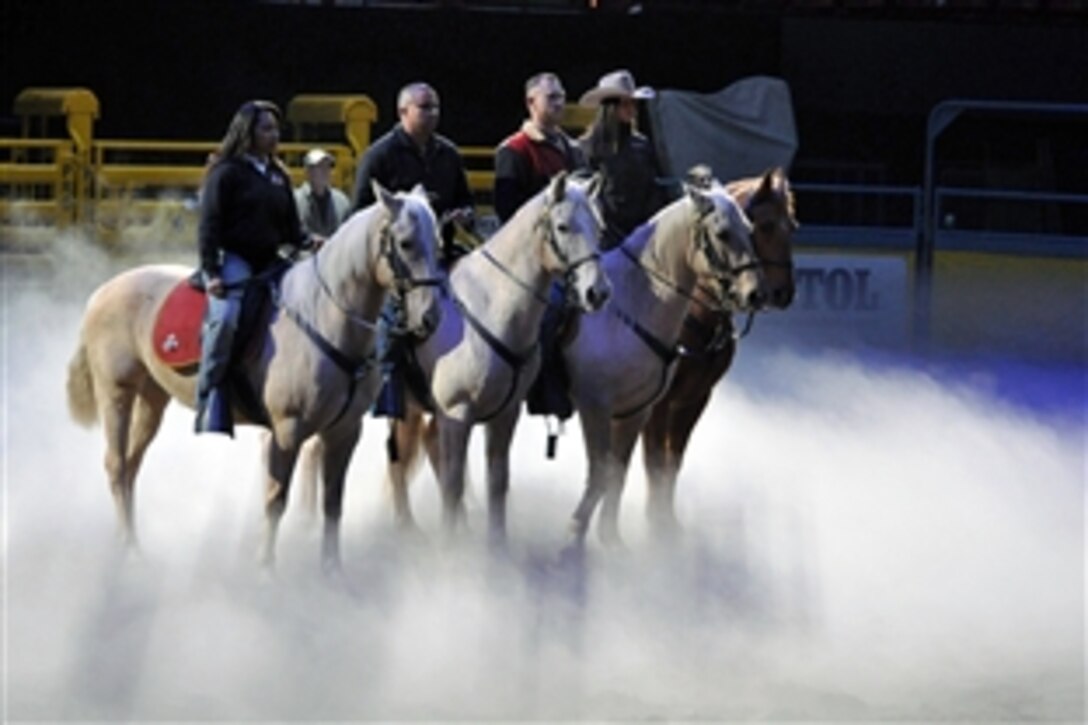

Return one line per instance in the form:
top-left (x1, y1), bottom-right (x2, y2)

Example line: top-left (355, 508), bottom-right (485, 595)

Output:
top-left (609, 202), bottom-right (760, 418)
top-left (479, 199), bottom-right (602, 309)
top-left (282, 210), bottom-right (442, 426)
top-left (622, 203), bottom-right (760, 315)
top-left (534, 200), bottom-right (602, 296)
top-left (312, 218), bottom-right (444, 334)
top-left (457, 198), bottom-right (603, 423)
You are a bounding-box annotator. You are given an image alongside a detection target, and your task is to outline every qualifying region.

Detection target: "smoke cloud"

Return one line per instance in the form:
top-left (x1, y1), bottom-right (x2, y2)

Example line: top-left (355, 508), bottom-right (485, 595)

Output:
top-left (3, 238), bottom-right (1083, 722)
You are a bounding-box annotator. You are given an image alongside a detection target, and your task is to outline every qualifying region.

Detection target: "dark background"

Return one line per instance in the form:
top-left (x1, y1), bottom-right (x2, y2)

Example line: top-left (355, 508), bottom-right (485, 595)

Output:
top-left (1, 0), bottom-right (1085, 186)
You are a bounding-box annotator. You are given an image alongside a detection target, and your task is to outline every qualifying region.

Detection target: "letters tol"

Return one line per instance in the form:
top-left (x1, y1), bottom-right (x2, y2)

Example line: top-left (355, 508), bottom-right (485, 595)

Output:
top-left (795, 267), bottom-right (879, 311)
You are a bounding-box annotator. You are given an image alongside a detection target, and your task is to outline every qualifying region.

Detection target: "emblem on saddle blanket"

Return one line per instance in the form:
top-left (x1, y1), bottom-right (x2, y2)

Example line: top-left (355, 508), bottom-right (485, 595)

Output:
top-left (152, 279), bottom-right (207, 369)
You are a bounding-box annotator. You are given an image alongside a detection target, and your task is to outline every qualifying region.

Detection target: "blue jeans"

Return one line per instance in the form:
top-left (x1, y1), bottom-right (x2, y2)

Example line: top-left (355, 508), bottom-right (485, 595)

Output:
top-left (197, 253), bottom-right (251, 402)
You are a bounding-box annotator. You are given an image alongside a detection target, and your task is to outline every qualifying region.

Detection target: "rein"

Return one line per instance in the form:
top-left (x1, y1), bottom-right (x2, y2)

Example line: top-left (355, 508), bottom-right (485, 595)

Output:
top-left (451, 292), bottom-right (538, 423)
top-left (445, 208), bottom-right (589, 423)
top-left (607, 210), bottom-right (760, 418)
top-left (282, 219), bottom-right (440, 427)
top-left (481, 248), bottom-right (552, 307)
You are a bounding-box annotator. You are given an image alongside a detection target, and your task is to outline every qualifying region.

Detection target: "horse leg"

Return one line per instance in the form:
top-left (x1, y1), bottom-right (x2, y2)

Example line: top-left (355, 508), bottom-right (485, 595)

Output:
top-left (436, 416), bottom-right (470, 533)
top-left (95, 380), bottom-right (139, 548)
top-left (388, 408), bottom-right (424, 531)
top-left (296, 436), bottom-right (323, 523)
top-left (317, 420), bottom-right (362, 572)
top-left (118, 382), bottom-right (170, 537)
top-left (649, 392), bottom-right (712, 534)
top-left (597, 415), bottom-right (644, 548)
top-left (641, 398), bottom-right (677, 529)
top-left (567, 409), bottom-right (612, 548)
top-left (484, 406), bottom-right (520, 548)
top-left (259, 424), bottom-right (302, 568)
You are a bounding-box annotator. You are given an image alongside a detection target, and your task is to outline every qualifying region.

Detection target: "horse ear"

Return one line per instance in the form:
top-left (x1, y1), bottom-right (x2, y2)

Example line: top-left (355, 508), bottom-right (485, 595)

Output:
top-left (547, 170), bottom-right (568, 204)
top-left (372, 180), bottom-right (403, 215)
top-left (758, 169), bottom-right (776, 198)
top-left (585, 172), bottom-right (603, 201)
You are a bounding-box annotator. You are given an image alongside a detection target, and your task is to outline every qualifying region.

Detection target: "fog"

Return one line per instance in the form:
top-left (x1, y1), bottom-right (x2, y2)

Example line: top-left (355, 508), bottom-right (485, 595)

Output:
top-left (3, 240), bottom-right (1084, 722)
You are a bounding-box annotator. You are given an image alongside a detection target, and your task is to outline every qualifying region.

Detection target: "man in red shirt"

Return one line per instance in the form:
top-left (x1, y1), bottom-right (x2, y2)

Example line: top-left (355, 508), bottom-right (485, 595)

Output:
top-left (493, 72), bottom-right (585, 223)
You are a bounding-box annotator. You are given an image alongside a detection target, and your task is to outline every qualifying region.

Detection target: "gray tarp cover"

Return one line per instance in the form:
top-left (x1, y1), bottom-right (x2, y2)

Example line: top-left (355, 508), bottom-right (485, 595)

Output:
top-left (647, 76), bottom-right (798, 183)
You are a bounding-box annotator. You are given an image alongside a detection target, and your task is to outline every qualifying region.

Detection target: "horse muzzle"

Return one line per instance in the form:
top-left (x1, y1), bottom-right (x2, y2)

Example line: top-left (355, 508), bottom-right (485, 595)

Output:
top-left (581, 278), bottom-right (612, 312)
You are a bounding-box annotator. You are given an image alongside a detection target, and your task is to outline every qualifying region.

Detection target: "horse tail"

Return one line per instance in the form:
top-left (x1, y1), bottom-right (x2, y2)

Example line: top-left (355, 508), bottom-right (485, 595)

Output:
top-left (66, 342), bottom-right (98, 427)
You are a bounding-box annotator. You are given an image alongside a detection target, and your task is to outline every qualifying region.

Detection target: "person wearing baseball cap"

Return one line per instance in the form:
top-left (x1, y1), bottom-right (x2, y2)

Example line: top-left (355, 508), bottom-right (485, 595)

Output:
top-left (577, 69), bottom-right (671, 249)
top-left (294, 147), bottom-right (351, 239)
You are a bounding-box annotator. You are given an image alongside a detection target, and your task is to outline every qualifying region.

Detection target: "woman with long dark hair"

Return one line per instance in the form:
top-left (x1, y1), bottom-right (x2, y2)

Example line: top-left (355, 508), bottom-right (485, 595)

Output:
top-left (578, 70), bottom-right (670, 249)
top-left (195, 100), bottom-right (311, 435)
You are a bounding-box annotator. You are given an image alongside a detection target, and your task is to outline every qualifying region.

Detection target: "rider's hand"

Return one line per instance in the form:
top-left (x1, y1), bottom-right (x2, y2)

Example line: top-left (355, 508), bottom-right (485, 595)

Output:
top-left (206, 276), bottom-right (225, 298)
top-left (442, 206), bottom-right (475, 229)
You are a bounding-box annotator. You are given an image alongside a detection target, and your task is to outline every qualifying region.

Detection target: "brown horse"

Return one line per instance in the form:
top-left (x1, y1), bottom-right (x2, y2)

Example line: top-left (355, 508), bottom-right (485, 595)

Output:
top-left (636, 168), bottom-right (797, 537)
top-left (65, 184), bottom-right (443, 569)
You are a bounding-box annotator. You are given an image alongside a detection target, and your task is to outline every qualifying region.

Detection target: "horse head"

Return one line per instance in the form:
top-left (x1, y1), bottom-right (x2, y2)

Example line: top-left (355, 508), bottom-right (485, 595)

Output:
top-left (732, 168), bottom-right (798, 309)
top-left (372, 181), bottom-right (444, 337)
top-left (537, 171), bottom-right (611, 312)
top-left (686, 181), bottom-right (766, 313)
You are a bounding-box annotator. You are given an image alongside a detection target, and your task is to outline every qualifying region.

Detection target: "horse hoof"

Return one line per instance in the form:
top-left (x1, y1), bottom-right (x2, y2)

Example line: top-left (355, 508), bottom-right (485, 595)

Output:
top-left (597, 527), bottom-right (627, 551)
top-left (321, 555), bottom-right (343, 577)
top-left (557, 537), bottom-right (586, 568)
top-left (649, 517), bottom-right (685, 544)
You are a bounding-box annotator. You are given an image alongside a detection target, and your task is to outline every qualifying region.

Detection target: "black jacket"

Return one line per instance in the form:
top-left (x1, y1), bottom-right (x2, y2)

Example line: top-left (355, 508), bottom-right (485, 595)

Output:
top-left (351, 125), bottom-right (473, 220)
top-left (199, 157), bottom-right (305, 275)
top-left (582, 131), bottom-right (669, 249)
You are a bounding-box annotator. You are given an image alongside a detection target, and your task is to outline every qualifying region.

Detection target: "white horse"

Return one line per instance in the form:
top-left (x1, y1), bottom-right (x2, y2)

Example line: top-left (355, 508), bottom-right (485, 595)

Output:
top-left (65, 183), bottom-right (443, 569)
top-left (386, 172), bottom-right (611, 544)
top-left (563, 182), bottom-right (765, 550)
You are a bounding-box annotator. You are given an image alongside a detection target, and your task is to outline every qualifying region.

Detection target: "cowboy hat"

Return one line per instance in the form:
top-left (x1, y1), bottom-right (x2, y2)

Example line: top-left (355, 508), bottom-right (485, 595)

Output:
top-left (578, 69), bottom-right (655, 108)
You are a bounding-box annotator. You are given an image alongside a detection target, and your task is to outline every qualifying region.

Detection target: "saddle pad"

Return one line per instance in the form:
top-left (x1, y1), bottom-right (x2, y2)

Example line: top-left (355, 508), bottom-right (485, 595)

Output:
top-left (152, 279), bottom-right (206, 368)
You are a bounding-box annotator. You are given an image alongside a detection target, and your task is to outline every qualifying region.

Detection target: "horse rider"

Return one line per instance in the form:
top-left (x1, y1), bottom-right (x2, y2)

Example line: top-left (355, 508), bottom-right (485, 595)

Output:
top-left (577, 69), bottom-right (675, 250)
top-left (294, 147), bottom-right (351, 240)
top-left (351, 82), bottom-right (476, 418)
top-left (351, 81), bottom-right (476, 263)
top-left (491, 72), bottom-right (588, 425)
top-left (196, 99), bottom-right (316, 436)
top-left (493, 71), bottom-right (585, 224)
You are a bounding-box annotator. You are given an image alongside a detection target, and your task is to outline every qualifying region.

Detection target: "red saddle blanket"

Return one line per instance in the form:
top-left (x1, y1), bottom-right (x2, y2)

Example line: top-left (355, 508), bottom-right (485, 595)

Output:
top-left (152, 279), bottom-right (206, 369)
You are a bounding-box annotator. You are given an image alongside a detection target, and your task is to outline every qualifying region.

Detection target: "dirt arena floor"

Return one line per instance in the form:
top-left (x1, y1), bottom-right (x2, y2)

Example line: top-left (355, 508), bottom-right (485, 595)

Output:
top-left (3, 237), bottom-right (1084, 722)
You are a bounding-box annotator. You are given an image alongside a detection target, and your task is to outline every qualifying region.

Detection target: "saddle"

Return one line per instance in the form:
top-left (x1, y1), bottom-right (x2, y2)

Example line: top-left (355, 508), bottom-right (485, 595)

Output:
top-left (152, 271), bottom-right (275, 371)
top-left (152, 269), bottom-right (284, 425)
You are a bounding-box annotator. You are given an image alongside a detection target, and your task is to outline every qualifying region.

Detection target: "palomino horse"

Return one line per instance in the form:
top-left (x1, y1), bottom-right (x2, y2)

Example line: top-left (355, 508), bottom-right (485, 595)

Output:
top-left (65, 184), bottom-right (443, 569)
top-left (386, 172), bottom-right (611, 544)
top-left (637, 168), bottom-right (797, 538)
top-left (562, 181), bottom-right (765, 549)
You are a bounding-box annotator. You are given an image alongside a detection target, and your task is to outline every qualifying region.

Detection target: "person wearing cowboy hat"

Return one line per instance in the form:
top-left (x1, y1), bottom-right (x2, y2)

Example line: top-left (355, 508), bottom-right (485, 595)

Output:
top-left (294, 148), bottom-right (351, 240)
top-left (578, 69), bottom-right (671, 249)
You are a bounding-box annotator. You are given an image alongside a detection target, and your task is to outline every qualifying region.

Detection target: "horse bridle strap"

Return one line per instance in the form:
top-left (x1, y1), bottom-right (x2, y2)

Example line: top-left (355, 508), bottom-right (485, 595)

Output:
top-left (451, 293), bottom-right (537, 423)
top-left (618, 241), bottom-right (711, 311)
top-left (282, 304), bottom-right (375, 426)
top-left (312, 253), bottom-right (381, 332)
top-left (536, 212), bottom-right (601, 280)
top-left (609, 304), bottom-right (683, 420)
top-left (480, 248), bottom-right (552, 307)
